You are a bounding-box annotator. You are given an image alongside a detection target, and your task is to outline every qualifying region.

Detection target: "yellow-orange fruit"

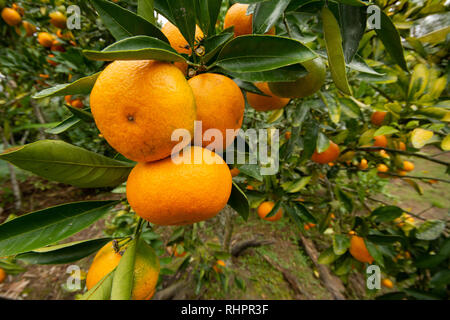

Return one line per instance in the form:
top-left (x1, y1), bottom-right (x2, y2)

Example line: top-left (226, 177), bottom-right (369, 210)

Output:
top-left (230, 167), bottom-right (240, 177)
top-left (349, 236), bottom-right (374, 264)
top-left (161, 21), bottom-right (203, 74)
top-left (397, 170), bottom-right (407, 176)
top-left (21, 21), bottom-right (36, 36)
top-left (373, 135), bottom-right (388, 148)
top-left (86, 240), bottom-right (160, 300)
top-left (90, 60), bottom-right (196, 162)
top-left (51, 40), bottom-right (65, 52)
top-left (38, 32), bottom-right (55, 47)
top-left (257, 201), bottom-right (283, 222)
top-left (224, 3), bottom-right (275, 37)
top-left (285, 131), bottom-right (292, 140)
top-left (70, 99), bottom-right (84, 109)
top-left (47, 54), bottom-right (58, 66)
top-left (359, 159), bottom-right (368, 170)
top-left (2, 7), bottom-right (21, 26)
top-left (49, 11), bottom-right (67, 29)
top-left (403, 161), bottom-right (414, 172)
top-left (311, 141), bottom-right (340, 164)
top-left (381, 279), bottom-right (393, 289)
top-left (246, 82), bottom-right (290, 112)
top-left (371, 111), bottom-right (387, 126)
top-left (213, 260), bottom-right (226, 273)
top-left (377, 164), bottom-right (389, 173)
top-left (0, 268), bottom-right (6, 283)
top-left (127, 147), bottom-right (232, 226)
top-left (395, 141), bottom-right (406, 151)
top-left (188, 73), bottom-right (245, 150)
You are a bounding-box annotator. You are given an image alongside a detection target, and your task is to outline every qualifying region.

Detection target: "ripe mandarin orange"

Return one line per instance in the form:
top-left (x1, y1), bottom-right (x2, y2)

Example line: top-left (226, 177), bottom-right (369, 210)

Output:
top-left (224, 3), bottom-right (275, 37)
top-left (377, 164), bottom-right (389, 173)
top-left (359, 159), bottom-right (368, 170)
top-left (257, 201), bottom-right (283, 222)
top-left (47, 54), bottom-right (58, 66)
top-left (86, 240), bottom-right (160, 300)
top-left (381, 279), bottom-right (393, 289)
top-left (38, 32), bottom-right (55, 47)
top-left (161, 21), bottom-right (204, 74)
top-left (188, 73), bottom-right (245, 150)
top-left (1, 7), bottom-right (21, 26)
top-left (403, 161), bottom-right (414, 172)
top-left (213, 260), bottom-right (226, 273)
top-left (230, 167), bottom-right (240, 177)
top-left (127, 146), bottom-right (232, 226)
top-left (246, 82), bottom-right (290, 112)
top-left (311, 141), bottom-right (340, 164)
top-left (349, 236), bottom-right (374, 264)
top-left (370, 111), bottom-right (387, 126)
top-left (285, 131), bottom-right (292, 140)
top-left (90, 60), bottom-right (196, 162)
top-left (21, 21), bottom-right (36, 36)
top-left (49, 11), bottom-right (67, 29)
top-left (373, 135), bottom-right (388, 148)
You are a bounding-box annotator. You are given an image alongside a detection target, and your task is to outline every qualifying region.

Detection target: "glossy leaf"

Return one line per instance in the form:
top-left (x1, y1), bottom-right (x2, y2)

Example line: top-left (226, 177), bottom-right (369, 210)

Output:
top-left (138, 0), bottom-right (155, 23)
top-left (374, 126), bottom-right (399, 136)
top-left (239, 164), bottom-right (263, 181)
top-left (294, 202), bottom-right (316, 223)
top-left (45, 116), bottom-right (81, 135)
top-left (0, 140), bottom-right (133, 188)
top-left (322, 7), bottom-right (352, 95)
top-left (216, 35), bottom-right (317, 73)
top-left (111, 239), bottom-right (136, 300)
top-left (333, 234), bottom-right (350, 255)
top-left (80, 270), bottom-right (115, 300)
top-left (0, 201), bottom-right (117, 257)
top-left (365, 240), bottom-right (384, 267)
top-left (252, 0), bottom-right (291, 34)
top-left (301, 120), bottom-right (319, 161)
top-left (371, 206), bottom-right (403, 222)
top-left (228, 182), bottom-right (250, 221)
top-left (416, 220), bottom-right (445, 241)
top-left (374, 8), bottom-right (408, 71)
top-left (202, 32), bottom-right (234, 63)
top-left (84, 36), bottom-right (186, 62)
top-left (367, 234), bottom-right (403, 245)
top-left (33, 73), bottom-right (100, 99)
top-left (91, 0), bottom-right (168, 42)
top-left (318, 247), bottom-right (339, 265)
top-left (218, 64), bottom-right (307, 82)
top-left (339, 3), bottom-right (366, 63)
top-left (16, 238), bottom-right (111, 265)
top-left (195, 0), bottom-right (222, 36)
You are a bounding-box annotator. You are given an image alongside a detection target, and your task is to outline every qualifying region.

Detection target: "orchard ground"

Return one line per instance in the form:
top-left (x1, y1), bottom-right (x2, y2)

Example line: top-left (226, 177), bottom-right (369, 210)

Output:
top-left (1, 146), bottom-right (447, 300)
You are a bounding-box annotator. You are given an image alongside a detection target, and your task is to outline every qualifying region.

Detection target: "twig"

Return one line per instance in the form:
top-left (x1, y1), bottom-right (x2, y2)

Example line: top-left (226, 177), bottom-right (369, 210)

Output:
top-left (385, 172), bottom-right (450, 183)
top-left (369, 84), bottom-right (394, 102)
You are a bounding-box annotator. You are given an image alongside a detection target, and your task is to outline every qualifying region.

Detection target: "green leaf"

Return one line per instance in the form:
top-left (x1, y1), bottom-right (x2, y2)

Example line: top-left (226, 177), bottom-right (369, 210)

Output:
top-left (16, 238), bottom-right (111, 265)
top-left (91, 0), bottom-right (168, 42)
top-left (316, 132), bottom-right (330, 153)
top-left (301, 119), bottom-right (319, 161)
top-left (228, 182), bottom-right (250, 221)
top-left (285, 176), bottom-right (311, 193)
top-left (45, 116), bottom-right (81, 135)
top-left (33, 73), bottom-right (100, 99)
top-left (404, 289), bottom-right (440, 300)
top-left (318, 247), bottom-right (339, 264)
top-left (267, 108), bottom-right (284, 124)
top-left (374, 126), bottom-right (399, 136)
top-left (367, 234), bottom-right (403, 245)
top-left (138, 0), bottom-right (155, 23)
top-left (66, 106), bottom-right (94, 123)
top-left (339, 4), bottom-right (366, 63)
top-left (111, 239), bottom-right (136, 300)
top-left (233, 79), bottom-right (266, 95)
top-left (216, 35), bottom-right (317, 73)
top-left (374, 8), bottom-right (408, 71)
top-left (294, 202), bottom-right (316, 223)
top-left (371, 206), bottom-right (403, 222)
top-left (0, 201), bottom-right (117, 257)
top-left (80, 269), bottom-right (115, 300)
top-left (365, 240), bottom-right (384, 267)
top-left (239, 164), bottom-right (263, 182)
top-left (195, 0), bottom-right (222, 36)
top-left (154, 0), bottom-right (197, 48)
top-left (0, 140), bottom-right (133, 188)
top-left (416, 220), bottom-right (445, 241)
top-left (218, 64), bottom-right (308, 82)
top-left (335, 187), bottom-right (354, 213)
top-left (322, 7), bottom-right (352, 95)
top-left (320, 92), bottom-right (341, 124)
top-left (333, 234), bottom-right (350, 255)
top-left (252, 0), bottom-right (291, 34)
top-left (83, 36), bottom-right (186, 62)
top-left (202, 32), bottom-right (234, 63)
top-left (264, 200), bottom-right (282, 219)
top-left (430, 270), bottom-right (450, 288)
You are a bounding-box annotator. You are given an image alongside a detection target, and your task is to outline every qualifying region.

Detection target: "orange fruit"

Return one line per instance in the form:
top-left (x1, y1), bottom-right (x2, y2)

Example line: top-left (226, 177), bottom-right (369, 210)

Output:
top-left (230, 167), bottom-right (240, 177)
top-left (373, 135), bottom-right (388, 148)
top-left (127, 146), bottom-right (232, 226)
top-left (213, 260), bottom-right (226, 273)
top-left (268, 57), bottom-right (326, 99)
top-left (246, 185), bottom-right (254, 191)
top-left (46, 54), bottom-right (58, 66)
top-left (403, 161), bottom-right (414, 172)
top-left (395, 141), bottom-right (406, 151)
top-left (1, 7), bottom-right (21, 26)
top-left (21, 21), bottom-right (36, 36)
top-left (51, 40), bottom-right (65, 52)
top-left (257, 201), bottom-right (283, 222)
top-left (0, 268), bottom-right (6, 283)
top-left (188, 73), bottom-right (245, 150)
top-left (64, 95), bottom-right (73, 104)
top-left (90, 60), bottom-right (196, 163)
top-left (304, 222), bottom-right (316, 230)
top-left (161, 21), bottom-right (203, 75)
top-left (359, 159), bottom-right (368, 170)
top-left (397, 170), bottom-right (407, 176)
top-left (224, 3), bottom-right (275, 37)
top-left (285, 131), bottom-right (292, 140)
top-left (86, 240), bottom-right (160, 300)
top-left (11, 4), bottom-right (24, 16)
top-left (246, 82), bottom-right (290, 112)
top-left (49, 11), bottom-right (67, 29)
top-left (38, 32), bottom-right (55, 48)
top-left (381, 279), bottom-right (393, 289)
top-left (311, 141), bottom-right (340, 164)
top-left (71, 99), bottom-right (84, 109)
top-left (370, 111), bottom-right (387, 126)
top-left (173, 243), bottom-right (187, 258)
top-left (349, 236), bottom-right (374, 264)
top-left (377, 164), bottom-right (389, 173)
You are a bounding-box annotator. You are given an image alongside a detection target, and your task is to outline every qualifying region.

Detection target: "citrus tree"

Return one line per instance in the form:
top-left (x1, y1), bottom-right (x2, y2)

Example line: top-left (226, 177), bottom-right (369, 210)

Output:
top-left (0, 0), bottom-right (449, 300)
